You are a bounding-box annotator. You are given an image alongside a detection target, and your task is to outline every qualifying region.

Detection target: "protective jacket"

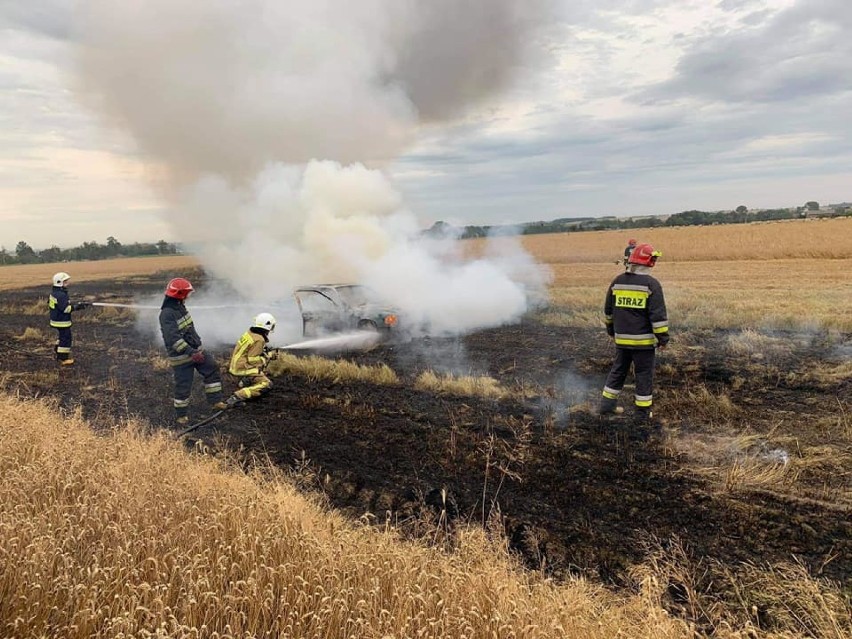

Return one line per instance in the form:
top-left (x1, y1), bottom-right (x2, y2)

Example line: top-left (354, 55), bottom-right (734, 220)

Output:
top-left (159, 297), bottom-right (202, 366)
top-left (604, 271), bottom-right (669, 349)
top-left (48, 286), bottom-right (84, 328)
top-left (229, 329), bottom-right (269, 377)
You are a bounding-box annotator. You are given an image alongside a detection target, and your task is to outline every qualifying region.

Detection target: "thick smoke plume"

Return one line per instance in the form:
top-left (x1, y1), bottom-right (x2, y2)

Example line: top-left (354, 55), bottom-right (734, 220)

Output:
top-left (74, 0), bottom-right (554, 340)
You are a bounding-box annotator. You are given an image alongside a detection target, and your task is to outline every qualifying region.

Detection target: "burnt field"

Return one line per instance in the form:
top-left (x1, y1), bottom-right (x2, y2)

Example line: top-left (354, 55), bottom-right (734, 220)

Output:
top-left (2, 272), bottom-right (850, 596)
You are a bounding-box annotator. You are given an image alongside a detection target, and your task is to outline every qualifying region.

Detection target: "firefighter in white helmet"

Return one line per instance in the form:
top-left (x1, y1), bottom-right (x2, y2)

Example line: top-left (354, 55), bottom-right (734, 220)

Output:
top-left (223, 313), bottom-right (278, 408)
top-left (48, 272), bottom-right (90, 365)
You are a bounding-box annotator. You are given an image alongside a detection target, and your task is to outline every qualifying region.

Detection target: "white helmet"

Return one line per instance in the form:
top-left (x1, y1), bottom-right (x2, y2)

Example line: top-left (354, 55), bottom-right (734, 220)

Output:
top-left (253, 312), bottom-right (276, 332)
top-left (53, 272), bottom-right (71, 287)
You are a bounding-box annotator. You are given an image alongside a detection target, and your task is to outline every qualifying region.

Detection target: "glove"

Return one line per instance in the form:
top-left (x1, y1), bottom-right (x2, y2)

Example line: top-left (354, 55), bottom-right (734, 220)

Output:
top-left (266, 349), bottom-right (279, 361)
top-left (74, 302), bottom-right (91, 310)
top-left (190, 350), bottom-right (206, 364)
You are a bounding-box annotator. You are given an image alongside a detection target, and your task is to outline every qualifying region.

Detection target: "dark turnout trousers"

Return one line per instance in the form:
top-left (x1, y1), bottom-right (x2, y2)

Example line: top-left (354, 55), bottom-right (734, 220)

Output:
top-left (54, 327), bottom-right (72, 361)
top-left (600, 348), bottom-right (656, 416)
top-left (172, 358), bottom-right (224, 418)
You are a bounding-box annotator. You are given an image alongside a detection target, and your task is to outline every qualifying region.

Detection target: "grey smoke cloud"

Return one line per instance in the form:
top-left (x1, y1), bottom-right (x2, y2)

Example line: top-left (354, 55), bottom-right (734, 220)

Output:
top-left (74, 0), bottom-right (554, 183)
top-left (72, 0), bottom-right (555, 336)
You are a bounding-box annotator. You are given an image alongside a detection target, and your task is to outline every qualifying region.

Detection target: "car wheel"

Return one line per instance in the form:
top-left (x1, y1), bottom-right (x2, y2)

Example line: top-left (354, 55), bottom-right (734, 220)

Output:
top-left (358, 319), bottom-right (378, 332)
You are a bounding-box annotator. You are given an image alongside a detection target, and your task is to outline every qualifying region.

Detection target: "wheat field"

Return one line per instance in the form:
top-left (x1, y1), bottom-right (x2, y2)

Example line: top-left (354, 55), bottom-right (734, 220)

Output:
top-left (502, 217), bottom-right (852, 263)
top-left (0, 255), bottom-right (198, 291)
top-left (467, 219), bottom-right (852, 331)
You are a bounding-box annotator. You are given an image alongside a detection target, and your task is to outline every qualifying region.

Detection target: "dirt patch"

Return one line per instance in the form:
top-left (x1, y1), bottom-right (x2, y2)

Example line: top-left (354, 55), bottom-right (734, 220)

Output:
top-left (1, 274), bottom-right (850, 591)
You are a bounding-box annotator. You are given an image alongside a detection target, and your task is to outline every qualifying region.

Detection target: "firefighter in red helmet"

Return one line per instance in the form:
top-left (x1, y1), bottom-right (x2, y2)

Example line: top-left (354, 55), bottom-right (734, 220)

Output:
top-left (622, 238), bottom-right (638, 268)
top-left (158, 277), bottom-right (226, 425)
top-left (600, 243), bottom-right (669, 428)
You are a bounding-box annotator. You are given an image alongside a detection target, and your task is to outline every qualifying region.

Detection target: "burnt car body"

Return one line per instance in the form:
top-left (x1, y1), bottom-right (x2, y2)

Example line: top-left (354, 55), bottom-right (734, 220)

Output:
top-left (293, 284), bottom-right (399, 337)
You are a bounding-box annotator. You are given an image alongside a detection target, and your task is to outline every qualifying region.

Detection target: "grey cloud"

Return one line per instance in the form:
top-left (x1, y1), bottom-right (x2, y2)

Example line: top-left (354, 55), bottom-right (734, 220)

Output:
top-left (394, 85), bottom-right (852, 223)
top-left (642, 0), bottom-right (852, 104)
top-left (0, 1), bottom-right (72, 40)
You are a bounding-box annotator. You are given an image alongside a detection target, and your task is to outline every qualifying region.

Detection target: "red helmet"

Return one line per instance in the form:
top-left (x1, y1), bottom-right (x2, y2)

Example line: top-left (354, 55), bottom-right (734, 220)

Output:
top-left (627, 238), bottom-right (637, 246)
top-left (628, 243), bottom-right (662, 267)
top-left (165, 277), bottom-right (194, 300)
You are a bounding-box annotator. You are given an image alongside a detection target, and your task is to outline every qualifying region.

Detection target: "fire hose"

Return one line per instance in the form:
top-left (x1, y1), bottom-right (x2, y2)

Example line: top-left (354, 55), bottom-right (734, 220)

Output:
top-left (175, 410), bottom-right (226, 438)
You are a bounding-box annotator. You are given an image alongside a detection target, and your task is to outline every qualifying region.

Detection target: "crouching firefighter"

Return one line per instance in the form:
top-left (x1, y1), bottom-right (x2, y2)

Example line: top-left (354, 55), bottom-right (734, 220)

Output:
top-left (223, 313), bottom-right (278, 409)
top-left (48, 272), bottom-right (90, 365)
top-left (158, 277), bottom-right (226, 425)
top-left (599, 243), bottom-right (670, 425)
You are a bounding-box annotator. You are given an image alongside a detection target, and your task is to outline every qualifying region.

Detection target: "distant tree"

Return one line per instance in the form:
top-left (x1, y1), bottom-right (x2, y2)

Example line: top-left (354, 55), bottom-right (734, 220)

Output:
top-left (805, 201), bottom-right (820, 211)
top-left (156, 239), bottom-right (171, 255)
top-left (39, 245), bottom-right (63, 263)
top-left (15, 241), bottom-right (37, 264)
top-left (735, 205), bottom-right (748, 214)
top-left (0, 246), bottom-right (10, 265)
top-left (106, 236), bottom-right (122, 257)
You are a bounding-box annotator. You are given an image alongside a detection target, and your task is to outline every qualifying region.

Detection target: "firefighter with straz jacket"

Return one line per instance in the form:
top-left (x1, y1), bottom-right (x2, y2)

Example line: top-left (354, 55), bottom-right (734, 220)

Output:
top-left (158, 277), bottom-right (226, 424)
top-left (222, 313), bottom-right (278, 409)
top-left (600, 243), bottom-right (669, 425)
top-left (48, 272), bottom-right (90, 365)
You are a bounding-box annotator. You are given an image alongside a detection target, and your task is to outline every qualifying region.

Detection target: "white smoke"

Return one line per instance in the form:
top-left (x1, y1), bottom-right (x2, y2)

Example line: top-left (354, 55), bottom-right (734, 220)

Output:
top-left (74, 0), bottom-right (554, 337)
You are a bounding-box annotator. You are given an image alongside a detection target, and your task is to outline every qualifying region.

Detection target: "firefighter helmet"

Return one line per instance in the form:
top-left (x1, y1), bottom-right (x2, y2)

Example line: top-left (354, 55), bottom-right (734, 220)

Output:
top-left (253, 312), bottom-right (276, 332)
top-left (164, 277), bottom-right (194, 300)
top-left (627, 238), bottom-right (637, 246)
top-left (52, 272), bottom-right (71, 287)
top-left (628, 243), bottom-right (662, 267)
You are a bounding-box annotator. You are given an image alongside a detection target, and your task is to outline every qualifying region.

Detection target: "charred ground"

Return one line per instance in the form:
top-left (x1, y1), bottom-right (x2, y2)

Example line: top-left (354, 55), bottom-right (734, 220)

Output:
top-left (1, 273), bottom-right (850, 608)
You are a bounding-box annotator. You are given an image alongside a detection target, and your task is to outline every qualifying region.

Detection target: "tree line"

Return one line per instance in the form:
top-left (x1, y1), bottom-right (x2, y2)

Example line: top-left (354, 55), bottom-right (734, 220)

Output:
top-left (1, 237), bottom-right (180, 266)
top-left (427, 201), bottom-right (851, 239)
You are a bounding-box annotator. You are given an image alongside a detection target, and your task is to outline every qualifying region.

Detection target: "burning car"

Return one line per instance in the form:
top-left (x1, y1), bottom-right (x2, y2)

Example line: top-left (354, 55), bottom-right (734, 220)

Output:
top-left (293, 284), bottom-right (399, 337)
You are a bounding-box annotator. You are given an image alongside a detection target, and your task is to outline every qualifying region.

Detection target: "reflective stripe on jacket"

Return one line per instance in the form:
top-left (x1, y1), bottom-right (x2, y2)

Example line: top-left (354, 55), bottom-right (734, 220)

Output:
top-left (48, 286), bottom-right (73, 328)
top-left (229, 330), bottom-right (268, 376)
top-left (159, 297), bottom-right (202, 366)
top-left (604, 272), bottom-right (669, 350)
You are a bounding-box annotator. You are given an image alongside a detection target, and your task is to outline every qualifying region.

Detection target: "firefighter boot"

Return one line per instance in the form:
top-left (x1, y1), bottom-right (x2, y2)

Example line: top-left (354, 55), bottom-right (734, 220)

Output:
top-left (176, 416), bottom-right (190, 426)
top-left (223, 395), bottom-right (245, 409)
top-left (598, 397), bottom-right (624, 418)
top-left (60, 358), bottom-right (75, 366)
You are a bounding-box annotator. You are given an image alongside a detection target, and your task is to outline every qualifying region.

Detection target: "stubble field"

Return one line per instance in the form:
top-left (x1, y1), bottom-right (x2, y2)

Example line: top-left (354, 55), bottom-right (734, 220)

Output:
top-left (0, 219), bottom-right (850, 638)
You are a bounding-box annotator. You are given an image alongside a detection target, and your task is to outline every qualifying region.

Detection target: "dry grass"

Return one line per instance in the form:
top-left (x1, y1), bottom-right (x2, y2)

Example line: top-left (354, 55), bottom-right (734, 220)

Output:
top-left (14, 326), bottom-right (47, 342)
top-left (675, 432), bottom-right (852, 504)
top-left (633, 540), bottom-right (851, 638)
top-left (268, 352), bottom-right (400, 385)
top-left (0, 255), bottom-right (198, 291)
top-left (0, 394), bottom-right (703, 639)
top-left (415, 370), bottom-right (509, 399)
top-left (541, 258), bottom-right (852, 331)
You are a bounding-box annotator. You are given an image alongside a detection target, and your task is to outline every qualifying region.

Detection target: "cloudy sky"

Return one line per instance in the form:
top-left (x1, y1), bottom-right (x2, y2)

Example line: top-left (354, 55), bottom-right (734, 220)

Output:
top-left (2, 0), bottom-right (851, 249)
